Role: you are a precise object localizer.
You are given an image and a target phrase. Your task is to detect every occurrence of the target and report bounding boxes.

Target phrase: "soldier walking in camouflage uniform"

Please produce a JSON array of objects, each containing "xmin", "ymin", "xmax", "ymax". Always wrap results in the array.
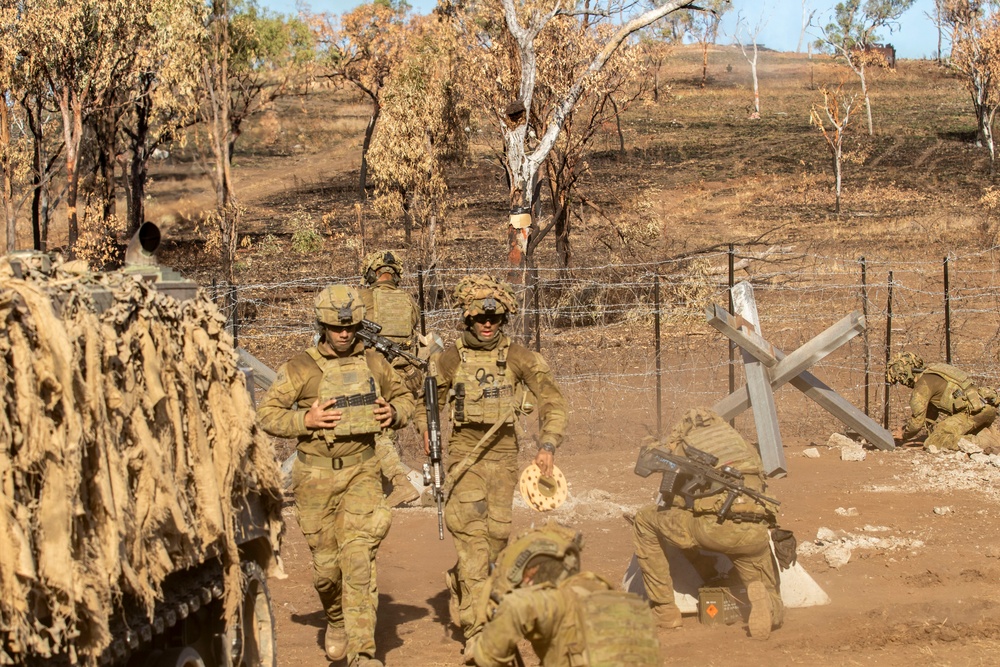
[
  {"xmin": 358, "ymin": 250, "xmax": 423, "ymax": 507},
  {"xmin": 257, "ymin": 285, "xmax": 415, "ymax": 666},
  {"xmin": 465, "ymin": 524, "xmax": 660, "ymax": 667},
  {"xmin": 631, "ymin": 408, "xmax": 783, "ymax": 640},
  {"xmin": 417, "ymin": 275, "xmax": 568, "ymax": 643},
  {"xmin": 887, "ymin": 351, "xmax": 997, "ymax": 450}
]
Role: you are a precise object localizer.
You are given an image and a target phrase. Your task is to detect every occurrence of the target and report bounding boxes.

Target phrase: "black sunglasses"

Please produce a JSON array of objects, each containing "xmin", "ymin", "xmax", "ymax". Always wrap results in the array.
[{"xmin": 472, "ymin": 313, "xmax": 503, "ymax": 324}]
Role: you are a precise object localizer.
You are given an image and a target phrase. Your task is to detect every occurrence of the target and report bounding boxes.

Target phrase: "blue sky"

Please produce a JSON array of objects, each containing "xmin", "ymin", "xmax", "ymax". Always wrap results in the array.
[{"xmin": 264, "ymin": 0, "xmax": 940, "ymax": 60}]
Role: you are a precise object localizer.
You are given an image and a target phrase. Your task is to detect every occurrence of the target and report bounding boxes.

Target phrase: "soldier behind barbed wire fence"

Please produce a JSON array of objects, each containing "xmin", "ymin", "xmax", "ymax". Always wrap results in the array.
[
  {"xmin": 256, "ymin": 284, "xmax": 415, "ymax": 667},
  {"xmin": 465, "ymin": 523, "xmax": 660, "ymax": 667},
  {"xmin": 886, "ymin": 351, "xmax": 998, "ymax": 451},
  {"xmin": 414, "ymin": 274, "xmax": 569, "ymax": 644},
  {"xmin": 359, "ymin": 249, "xmax": 423, "ymax": 507},
  {"xmin": 631, "ymin": 408, "xmax": 783, "ymax": 640}
]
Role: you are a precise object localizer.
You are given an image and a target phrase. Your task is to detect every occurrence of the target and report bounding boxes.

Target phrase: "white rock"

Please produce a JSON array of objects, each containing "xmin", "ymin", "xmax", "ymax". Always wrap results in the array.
[
  {"xmin": 933, "ymin": 506, "xmax": 953, "ymax": 515},
  {"xmin": 841, "ymin": 446, "xmax": 867, "ymax": 462},
  {"xmin": 926, "ymin": 445, "xmax": 940, "ymax": 454},
  {"xmin": 816, "ymin": 527, "xmax": 838, "ymax": 542},
  {"xmin": 970, "ymin": 453, "xmax": 991, "ymax": 464},
  {"xmin": 958, "ymin": 438, "xmax": 983, "ymax": 454},
  {"xmin": 825, "ymin": 544, "xmax": 852, "ymax": 568},
  {"xmin": 803, "ymin": 447, "xmax": 821, "ymax": 459},
  {"xmin": 834, "ymin": 507, "xmax": 859, "ymax": 517},
  {"xmin": 990, "ymin": 455, "xmax": 1000, "ymax": 467},
  {"xmin": 828, "ymin": 433, "xmax": 856, "ymax": 448}
]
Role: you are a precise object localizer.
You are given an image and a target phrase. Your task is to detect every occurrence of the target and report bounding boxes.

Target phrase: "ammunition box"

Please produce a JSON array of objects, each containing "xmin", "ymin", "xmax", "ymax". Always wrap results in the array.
[{"xmin": 698, "ymin": 587, "xmax": 742, "ymax": 626}]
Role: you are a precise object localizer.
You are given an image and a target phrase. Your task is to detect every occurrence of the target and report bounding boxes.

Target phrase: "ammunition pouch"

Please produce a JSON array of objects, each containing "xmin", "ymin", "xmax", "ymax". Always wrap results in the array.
[{"xmin": 324, "ymin": 391, "xmax": 377, "ymax": 409}]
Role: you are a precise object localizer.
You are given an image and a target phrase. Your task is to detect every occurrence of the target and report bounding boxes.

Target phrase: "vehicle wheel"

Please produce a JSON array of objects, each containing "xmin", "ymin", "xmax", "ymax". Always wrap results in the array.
[
  {"xmin": 154, "ymin": 647, "xmax": 207, "ymax": 667},
  {"xmin": 234, "ymin": 561, "xmax": 277, "ymax": 667}
]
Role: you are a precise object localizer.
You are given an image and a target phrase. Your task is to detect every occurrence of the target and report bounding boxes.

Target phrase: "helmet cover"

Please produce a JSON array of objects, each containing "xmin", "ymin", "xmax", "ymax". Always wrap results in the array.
[
  {"xmin": 362, "ymin": 250, "xmax": 404, "ymax": 285},
  {"xmin": 453, "ymin": 274, "xmax": 518, "ymax": 319},
  {"xmin": 886, "ymin": 351, "xmax": 924, "ymax": 385},
  {"xmin": 492, "ymin": 523, "xmax": 582, "ymax": 598},
  {"xmin": 315, "ymin": 285, "xmax": 365, "ymax": 326}
]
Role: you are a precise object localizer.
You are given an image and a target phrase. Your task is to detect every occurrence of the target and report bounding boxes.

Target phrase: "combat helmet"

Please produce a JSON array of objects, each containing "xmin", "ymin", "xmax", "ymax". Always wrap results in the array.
[
  {"xmin": 453, "ymin": 274, "xmax": 518, "ymax": 320},
  {"xmin": 315, "ymin": 285, "xmax": 365, "ymax": 326},
  {"xmin": 362, "ymin": 250, "xmax": 404, "ymax": 285},
  {"xmin": 491, "ymin": 523, "xmax": 582, "ymax": 598},
  {"xmin": 886, "ymin": 351, "xmax": 924, "ymax": 386}
]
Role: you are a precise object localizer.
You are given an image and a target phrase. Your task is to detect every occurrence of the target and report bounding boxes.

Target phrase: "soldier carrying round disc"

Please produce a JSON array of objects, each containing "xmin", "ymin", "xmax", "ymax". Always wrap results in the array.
[{"xmin": 415, "ymin": 274, "xmax": 569, "ymax": 645}]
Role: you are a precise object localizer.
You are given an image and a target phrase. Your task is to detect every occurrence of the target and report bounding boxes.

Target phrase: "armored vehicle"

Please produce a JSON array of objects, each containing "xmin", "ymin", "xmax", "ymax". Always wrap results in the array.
[{"xmin": 0, "ymin": 223, "xmax": 283, "ymax": 667}]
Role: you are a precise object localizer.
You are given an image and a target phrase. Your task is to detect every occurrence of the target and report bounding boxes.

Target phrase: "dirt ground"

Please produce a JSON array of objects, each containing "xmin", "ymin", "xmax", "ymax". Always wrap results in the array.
[
  {"xmin": 268, "ymin": 426, "xmax": 1000, "ymax": 666},
  {"xmin": 136, "ymin": 49, "xmax": 1000, "ymax": 665}
]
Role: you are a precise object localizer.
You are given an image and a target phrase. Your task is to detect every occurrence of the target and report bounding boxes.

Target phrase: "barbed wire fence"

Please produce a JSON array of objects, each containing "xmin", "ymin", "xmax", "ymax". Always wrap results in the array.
[{"xmin": 212, "ymin": 244, "xmax": 1000, "ymax": 450}]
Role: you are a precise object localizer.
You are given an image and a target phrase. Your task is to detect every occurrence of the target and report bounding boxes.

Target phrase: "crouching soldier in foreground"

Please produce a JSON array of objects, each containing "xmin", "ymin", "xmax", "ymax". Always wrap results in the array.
[
  {"xmin": 886, "ymin": 351, "xmax": 997, "ymax": 450},
  {"xmin": 257, "ymin": 285, "xmax": 415, "ymax": 666},
  {"xmin": 631, "ymin": 408, "xmax": 783, "ymax": 640},
  {"xmin": 465, "ymin": 524, "xmax": 661, "ymax": 667}
]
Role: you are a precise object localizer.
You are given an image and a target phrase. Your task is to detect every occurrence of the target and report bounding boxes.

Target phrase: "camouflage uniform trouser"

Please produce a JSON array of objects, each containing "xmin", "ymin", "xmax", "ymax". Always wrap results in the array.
[
  {"xmin": 444, "ymin": 454, "xmax": 519, "ymax": 639},
  {"xmin": 292, "ymin": 455, "xmax": 392, "ymax": 663},
  {"xmin": 375, "ymin": 429, "xmax": 409, "ymax": 480},
  {"xmin": 632, "ymin": 504, "xmax": 784, "ymax": 627},
  {"xmin": 926, "ymin": 406, "xmax": 997, "ymax": 450}
]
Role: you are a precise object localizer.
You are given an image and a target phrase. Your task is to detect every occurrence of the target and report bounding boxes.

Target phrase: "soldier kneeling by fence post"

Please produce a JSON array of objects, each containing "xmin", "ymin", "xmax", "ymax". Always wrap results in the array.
[{"xmin": 886, "ymin": 351, "xmax": 998, "ymax": 451}]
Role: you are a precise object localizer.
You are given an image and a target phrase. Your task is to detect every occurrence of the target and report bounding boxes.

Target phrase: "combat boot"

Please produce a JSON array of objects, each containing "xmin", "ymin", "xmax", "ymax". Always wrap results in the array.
[
  {"xmin": 325, "ymin": 624, "xmax": 347, "ymax": 661},
  {"xmin": 747, "ymin": 581, "xmax": 772, "ymax": 640},
  {"xmin": 651, "ymin": 603, "xmax": 683, "ymax": 630},
  {"xmin": 350, "ymin": 656, "xmax": 383, "ymax": 667},
  {"xmin": 386, "ymin": 473, "xmax": 420, "ymax": 507}
]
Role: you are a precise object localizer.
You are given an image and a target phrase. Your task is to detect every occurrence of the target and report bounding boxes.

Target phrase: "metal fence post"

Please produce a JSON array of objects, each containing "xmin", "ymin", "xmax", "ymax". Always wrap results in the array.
[
  {"xmin": 417, "ymin": 263, "xmax": 426, "ymax": 336},
  {"xmin": 654, "ymin": 274, "xmax": 662, "ymax": 440},
  {"xmin": 883, "ymin": 270, "xmax": 893, "ymax": 430},
  {"xmin": 943, "ymin": 255, "xmax": 951, "ymax": 364}
]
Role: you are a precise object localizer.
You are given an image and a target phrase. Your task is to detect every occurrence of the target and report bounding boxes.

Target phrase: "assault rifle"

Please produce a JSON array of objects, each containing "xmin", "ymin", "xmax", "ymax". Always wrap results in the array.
[
  {"xmin": 357, "ymin": 319, "xmax": 427, "ymax": 370},
  {"xmin": 633, "ymin": 443, "xmax": 779, "ymax": 523},
  {"xmin": 423, "ymin": 372, "xmax": 445, "ymax": 539}
]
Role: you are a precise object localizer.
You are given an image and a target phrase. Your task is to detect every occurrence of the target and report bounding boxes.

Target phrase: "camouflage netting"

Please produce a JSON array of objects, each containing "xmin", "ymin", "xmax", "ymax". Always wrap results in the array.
[{"xmin": 0, "ymin": 255, "xmax": 284, "ymax": 665}]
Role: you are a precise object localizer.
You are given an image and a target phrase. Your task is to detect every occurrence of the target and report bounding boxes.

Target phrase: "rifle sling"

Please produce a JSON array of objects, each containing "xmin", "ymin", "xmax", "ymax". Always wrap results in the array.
[{"xmin": 444, "ymin": 407, "xmax": 515, "ymax": 496}]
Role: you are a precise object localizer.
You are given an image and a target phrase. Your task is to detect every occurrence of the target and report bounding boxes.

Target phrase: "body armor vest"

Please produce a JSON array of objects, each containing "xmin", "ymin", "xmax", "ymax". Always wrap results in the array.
[
  {"xmin": 561, "ymin": 575, "xmax": 659, "ymax": 667},
  {"xmin": 922, "ymin": 363, "xmax": 985, "ymax": 413},
  {"xmin": 307, "ymin": 348, "xmax": 382, "ymax": 439},
  {"xmin": 451, "ymin": 338, "xmax": 517, "ymax": 426},
  {"xmin": 371, "ymin": 287, "xmax": 415, "ymax": 345},
  {"xmin": 678, "ymin": 420, "xmax": 770, "ymax": 516}
]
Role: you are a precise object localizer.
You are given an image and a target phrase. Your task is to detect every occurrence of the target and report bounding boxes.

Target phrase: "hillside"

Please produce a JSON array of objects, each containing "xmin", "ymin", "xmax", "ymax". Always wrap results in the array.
[{"xmin": 136, "ymin": 48, "xmax": 1000, "ymax": 664}]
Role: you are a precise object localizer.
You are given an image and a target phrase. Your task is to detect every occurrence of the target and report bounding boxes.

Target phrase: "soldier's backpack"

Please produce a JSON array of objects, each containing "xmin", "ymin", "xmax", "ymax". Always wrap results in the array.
[{"xmin": 564, "ymin": 578, "xmax": 660, "ymax": 667}]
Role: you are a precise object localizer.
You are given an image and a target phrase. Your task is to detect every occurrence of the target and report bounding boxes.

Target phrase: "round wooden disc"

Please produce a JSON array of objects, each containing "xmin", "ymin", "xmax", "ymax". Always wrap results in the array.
[{"xmin": 518, "ymin": 463, "xmax": 568, "ymax": 512}]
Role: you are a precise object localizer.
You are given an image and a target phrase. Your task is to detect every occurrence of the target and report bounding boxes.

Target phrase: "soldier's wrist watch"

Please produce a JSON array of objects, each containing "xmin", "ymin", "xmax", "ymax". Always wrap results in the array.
[{"xmin": 538, "ymin": 442, "xmax": 556, "ymax": 454}]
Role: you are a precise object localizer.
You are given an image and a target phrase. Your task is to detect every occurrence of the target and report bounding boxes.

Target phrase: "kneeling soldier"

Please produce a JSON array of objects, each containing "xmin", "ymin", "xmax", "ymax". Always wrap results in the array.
[
  {"xmin": 887, "ymin": 351, "xmax": 997, "ymax": 450},
  {"xmin": 466, "ymin": 524, "xmax": 661, "ymax": 667},
  {"xmin": 631, "ymin": 408, "xmax": 783, "ymax": 639}
]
